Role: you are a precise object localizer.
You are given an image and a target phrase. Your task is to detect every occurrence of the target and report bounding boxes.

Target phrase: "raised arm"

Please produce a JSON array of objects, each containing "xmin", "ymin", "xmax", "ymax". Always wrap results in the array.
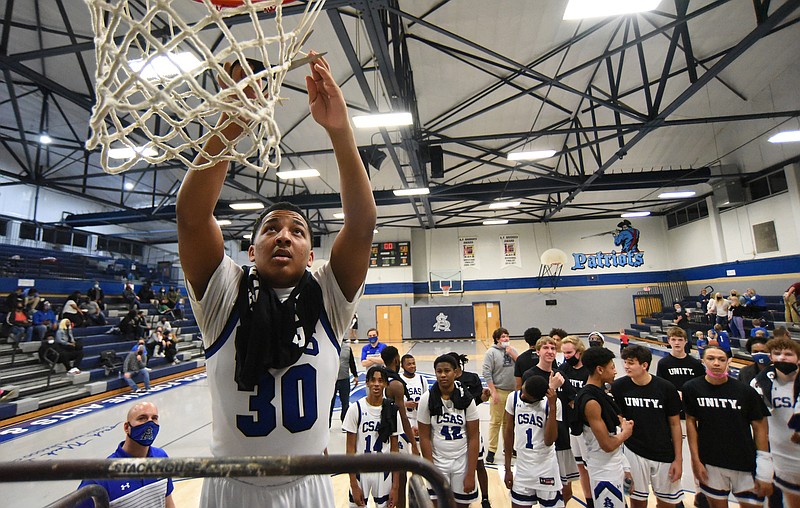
[
  {"xmin": 176, "ymin": 62, "xmax": 247, "ymax": 298},
  {"xmin": 306, "ymin": 55, "xmax": 376, "ymax": 301}
]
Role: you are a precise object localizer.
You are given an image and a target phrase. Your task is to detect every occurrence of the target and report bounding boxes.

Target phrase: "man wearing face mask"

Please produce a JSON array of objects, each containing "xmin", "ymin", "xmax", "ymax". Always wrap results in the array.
[
  {"xmin": 361, "ymin": 328, "xmax": 387, "ymax": 368},
  {"xmin": 738, "ymin": 336, "xmax": 770, "ymax": 386},
  {"xmin": 587, "ymin": 331, "xmax": 605, "ymax": 349},
  {"xmin": 750, "ymin": 337, "xmax": 800, "ymax": 508},
  {"xmin": 482, "ymin": 327, "xmax": 519, "ymax": 464},
  {"xmin": 75, "ymin": 401, "xmax": 175, "ymax": 508},
  {"xmin": 683, "ymin": 346, "xmax": 773, "ymax": 508}
]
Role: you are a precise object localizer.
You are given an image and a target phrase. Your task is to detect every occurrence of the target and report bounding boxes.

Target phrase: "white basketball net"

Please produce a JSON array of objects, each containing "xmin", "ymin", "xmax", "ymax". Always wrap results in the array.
[{"xmin": 85, "ymin": 0, "xmax": 325, "ymax": 174}]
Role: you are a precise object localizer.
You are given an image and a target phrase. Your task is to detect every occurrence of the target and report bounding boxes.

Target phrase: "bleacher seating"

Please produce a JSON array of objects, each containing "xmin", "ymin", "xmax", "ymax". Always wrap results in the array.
[
  {"xmin": 625, "ymin": 291, "xmax": 800, "ymax": 366},
  {"xmin": 0, "ymin": 300, "xmax": 201, "ymax": 421}
]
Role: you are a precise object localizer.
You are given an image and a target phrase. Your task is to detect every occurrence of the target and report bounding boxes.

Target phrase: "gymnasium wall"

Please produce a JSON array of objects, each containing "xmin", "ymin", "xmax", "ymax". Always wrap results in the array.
[{"xmin": 1, "ymin": 171, "xmax": 799, "ymax": 337}]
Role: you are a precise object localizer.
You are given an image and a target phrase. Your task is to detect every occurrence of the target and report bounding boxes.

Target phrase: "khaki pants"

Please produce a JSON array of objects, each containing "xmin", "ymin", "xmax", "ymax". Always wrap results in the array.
[
  {"xmin": 786, "ymin": 293, "xmax": 800, "ymax": 323},
  {"xmin": 488, "ymin": 388, "xmax": 512, "ymax": 454}
]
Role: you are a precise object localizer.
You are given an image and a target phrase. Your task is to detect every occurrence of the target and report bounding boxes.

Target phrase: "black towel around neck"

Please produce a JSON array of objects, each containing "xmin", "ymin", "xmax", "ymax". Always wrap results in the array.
[
  {"xmin": 234, "ymin": 265, "xmax": 323, "ymax": 391},
  {"xmin": 428, "ymin": 380, "xmax": 472, "ymax": 416}
]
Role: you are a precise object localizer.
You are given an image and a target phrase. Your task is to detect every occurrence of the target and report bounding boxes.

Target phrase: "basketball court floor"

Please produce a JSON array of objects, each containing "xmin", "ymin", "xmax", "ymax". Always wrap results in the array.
[{"xmin": 1, "ymin": 338, "xmax": 707, "ymax": 507}]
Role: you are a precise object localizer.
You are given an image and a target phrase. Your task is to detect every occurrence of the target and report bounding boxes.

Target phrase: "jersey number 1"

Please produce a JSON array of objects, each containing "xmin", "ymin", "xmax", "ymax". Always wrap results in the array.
[{"xmin": 236, "ymin": 364, "xmax": 318, "ymax": 436}]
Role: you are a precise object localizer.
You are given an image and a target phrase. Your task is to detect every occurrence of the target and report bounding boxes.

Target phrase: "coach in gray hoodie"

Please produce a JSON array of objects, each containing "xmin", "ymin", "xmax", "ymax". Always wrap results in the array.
[{"xmin": 481, "ymin": 327, "xmax": 518, "ymax": 463}]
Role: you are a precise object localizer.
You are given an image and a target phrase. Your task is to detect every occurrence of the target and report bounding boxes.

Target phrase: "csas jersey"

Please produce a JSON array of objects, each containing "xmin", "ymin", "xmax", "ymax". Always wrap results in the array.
[
  {"xmin": 403, "ymin": 372, "xmax": 429, "ymax": 426},
  {"xmin": 505, "ymin": 391, "xmax": 563, "ymax": 491},
  {"xmin": 416, "ymin": 390, "xmax": 480, "ymax": 470},
  {"xmin": 342, "ymin": 399, "xmax": 399, "ymax": 453},
  {"xmin": 188, "ymin": 256, "xmax": 360, "ymax": 486}
]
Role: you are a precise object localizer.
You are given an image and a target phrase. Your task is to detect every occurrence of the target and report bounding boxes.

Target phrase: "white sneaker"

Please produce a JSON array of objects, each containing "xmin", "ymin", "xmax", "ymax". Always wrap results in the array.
[{"xmin": 68, "ymin": 367, "xmax": 80, "ymax": 374}]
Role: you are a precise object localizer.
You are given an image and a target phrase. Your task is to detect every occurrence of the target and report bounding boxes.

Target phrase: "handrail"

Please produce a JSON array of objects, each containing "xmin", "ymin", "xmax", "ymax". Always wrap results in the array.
[
  {"xmin": 0, "ymin": 454, "xmax": 456, "ymax": 507},
  {"xmin": 46, "ymin": 485, "xmax": 109, "ymax": 508}
]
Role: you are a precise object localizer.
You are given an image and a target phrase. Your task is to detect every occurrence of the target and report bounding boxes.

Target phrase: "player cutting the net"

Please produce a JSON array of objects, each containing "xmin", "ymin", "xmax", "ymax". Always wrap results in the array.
[{"xmin": 176, "ymin": 51, "xmax": 377, "ymax": 506}]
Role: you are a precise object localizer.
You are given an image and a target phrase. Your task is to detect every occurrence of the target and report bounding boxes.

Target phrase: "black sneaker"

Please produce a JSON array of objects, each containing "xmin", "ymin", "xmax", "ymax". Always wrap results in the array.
[
  {"xmin": 481, "ymin": 499, "xmax": 491, "ymax": 508},
  {"xmin": 485, "ymin": 451, "xmax": 495, "ymax": 464}
]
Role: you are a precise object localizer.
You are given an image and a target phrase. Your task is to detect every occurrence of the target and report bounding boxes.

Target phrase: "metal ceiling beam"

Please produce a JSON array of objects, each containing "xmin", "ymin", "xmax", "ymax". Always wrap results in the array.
[
  {"xmin": 62, "ymin": 168, "xmax": 712, "ymax": 227},
  {"xmin": 349, "ymin": 2, "xmax": 435, "ymax": 227},
  {"xmin": 543, "ymin": 0, "xmax": 800, "ymax": 220}
]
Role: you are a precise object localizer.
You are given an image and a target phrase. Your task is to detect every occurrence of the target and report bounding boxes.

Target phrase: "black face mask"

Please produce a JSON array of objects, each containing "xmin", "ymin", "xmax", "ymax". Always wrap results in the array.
[
  {"xmin": 774, "ymin": 362, "xmax": 799, "ymax": 375},
  {"xmin": 589, "ymin": 341, "xmax": 603, "ymax": 348},
  {"xmin": 564, "ymin": 355, "xmax": 580, "ymax": 367}
]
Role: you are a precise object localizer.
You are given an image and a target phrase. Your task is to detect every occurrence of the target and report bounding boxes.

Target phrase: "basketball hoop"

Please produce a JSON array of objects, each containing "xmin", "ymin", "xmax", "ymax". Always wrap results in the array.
[
  {"xmin": 85, "ymin": 0, "xmax": 326, "ymax": 174},
  {"xmin": 441, "ymin": 285, "xmax": 451, "ymax": 297}
]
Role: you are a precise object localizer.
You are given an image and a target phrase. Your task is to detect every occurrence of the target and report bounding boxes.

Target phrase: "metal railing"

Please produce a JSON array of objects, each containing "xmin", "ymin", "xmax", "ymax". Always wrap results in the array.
[{"xmin": 0, "ymin": 454, "xmax": 455, "ymax": 508}]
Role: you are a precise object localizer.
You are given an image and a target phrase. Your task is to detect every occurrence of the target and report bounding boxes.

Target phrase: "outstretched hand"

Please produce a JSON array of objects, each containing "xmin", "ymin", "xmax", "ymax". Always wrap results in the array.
[{"xmin": 305, "ymin": 51, "xmax": 350, "ymax": 133}]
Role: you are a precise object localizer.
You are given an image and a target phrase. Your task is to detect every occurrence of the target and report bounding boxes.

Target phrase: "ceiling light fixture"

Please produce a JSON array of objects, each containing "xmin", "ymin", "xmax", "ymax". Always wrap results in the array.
[
  {"xmin": 276, "ymin": 169, "xmax": 320, "ymax": 179},
  {"xmin": 393, "ymin": 187, "xmax": 430, "ymax": 197},
  {"xmin": 658, "ymin": 191, "xmax": 696, "ymax": 199},
  {"xmin": 483, "ymin": 219, "xmax": 509, "ymax": 225},
  {"xmin": 767, "ymin": 130, "xmax": 800, "ymax": 143},
  {"xmin": 129, "ymin": 52, "xmax": 203, "ymax": 81},
  {"xmin": 108, "ymin": 146, "xmax": 157, "ymax": 160},
  {"xmin": 352, "ymin": 112, "xmax": 413, "ymax": 129},
  {"xmin": 215, "ymin": 219, "xmax": 231, "ymax": 226},
  {"xmin": 123, "ymin": 182, "xmax": 135, "ymax": 191},
  {"xmin": 489, "ymin": 201, "xmax": 521, "ymax": 209},
  {"xmin": 333, "ymin": 212, "xmax": 345, "ymax": 219},
  {"xmin": 39, "ymin": 133, "xmax": 53, "ymax": 144},
  {"xmin": 229, "ymin": 202, "xmax": 264, "ymax": 211},
  {"xmin": 563, "ymin": 0, "xmax": 661, "ymax": 20},
  {"xmin": 243, "ymin": 233, "xmax": 252, "ymax": 240},
  {"xmin": 621, "ymin": 211, "xmax": 651, "ymax": 218},
  {"xmin": 507, "ymin": 149, "xmax": 557, "ymax": 161}
]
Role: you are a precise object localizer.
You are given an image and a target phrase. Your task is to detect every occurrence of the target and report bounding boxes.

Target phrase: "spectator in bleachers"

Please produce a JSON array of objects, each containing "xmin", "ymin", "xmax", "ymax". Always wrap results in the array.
[
  {"xmin": 122, "ymin": 283, "xmax": 140, "ymax": 310},
  {"xmin": 87, "ymin": 281, "xmax": 105, "ymax": 311},
  {"xmin": 54, "ymin": 319, "xmax": 83, "ymax": 374},
  {"xmin": 166, "ymin": 286, "xmax": 180, "ymax": 309},
  {"xmin": 673, "ymin": 302, "xmax": 689, "ymax": 333},
  {"xmin": 157, "ymin": 299, "xmax": 174, "ymax": 320},
  {"xmin": 119, "ymin": 309, "xmax": 138, "ymax": 341},
  {"xmin": 4, "ymin": 287, "xmax": 24, "ymax": 312},
  {"xmin": 163, "ymin": 335, "xmax": 179, "ymax": 365},
  {"xmin": 157, "ymin": 315, "xmax": 173, "ymax": 336},
  {"xmin": 146, "ymin": 327, "xmax": 165, "ymax": 361},
  {"xmin": 123, "ymin": 344, "xmax": 150, "ymax": 393},
  {"xmin": 784, "ymin": 281, "xmax": 800, "ymax": 323},
  {"xmin": 742, "ymin": 288, "xmax": 767, "ymax": 318},
  {"xmin": 82, "ymin": 296, "xmax": 107, "ymax": 326},
  {"xmin": 137, "ymin": 281, "xmax": 157, "ymax": 305},
  {"xmin": 6, "ymin": 299, "xmax": 32, "ymax": 343},
  {"xmin": 37, "ymin": 330, "xmax": 59, "ymax": 365},
  {"xmin": 706, "ymin": 292, "xmax": 730, "ymax": 328},
  {"xmin": 61, "ymin": 291, "xmax": 86, "ymax": 328},
  {"xmin": 738, "ymin": 336, "xmax": 769, "ymax": 386},
  {"xmin": 729, "ymin": 289, "xmax": 746, "ymax": 305},
  {"xmin": 173, "ymin": 298, "xmax": 185, "ymax": 320},
  {"xmin": 23, "ymin": 286, "xmax": 40, "ymax": 311},
  {"xmin": 135, "ymin": 310, "xmax": 151, "ymax": 339},
  {"xmin": 729, "ymin": 297, "xmax": 746, "ymax": 338},
  {"xmin": 30, "ymin": 301, "xmax": 57, "ymax": 341},
  {"xmin": 750, "ymin": 319, "xmax": 769, "ymax": 337}
]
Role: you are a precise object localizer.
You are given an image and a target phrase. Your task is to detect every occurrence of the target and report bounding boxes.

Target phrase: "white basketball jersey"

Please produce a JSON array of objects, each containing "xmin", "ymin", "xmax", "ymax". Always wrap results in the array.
[
  {"xmin": 188, "ymin": 256, "xmax": 360, "ymax": 486},
  {"xmin": 403, "ymin": 372, "xmax": 428, "ymax": 426},
  {"xmin": 342, "ymin": 399, "xmax": 399, "ymax": 454},
  {"xmin": 505, "ymin": 391, "xmax": 562, "ymax": 490},
  {"xmin": 416, "ymin": 391, "xmax": 479, "ymax": 470}
]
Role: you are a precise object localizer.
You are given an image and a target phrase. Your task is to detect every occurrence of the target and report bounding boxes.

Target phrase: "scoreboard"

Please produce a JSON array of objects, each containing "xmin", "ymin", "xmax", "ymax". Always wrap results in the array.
[{"xmin": 370, "ymin": 241, "xmax": 411, "ymax": 267}]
